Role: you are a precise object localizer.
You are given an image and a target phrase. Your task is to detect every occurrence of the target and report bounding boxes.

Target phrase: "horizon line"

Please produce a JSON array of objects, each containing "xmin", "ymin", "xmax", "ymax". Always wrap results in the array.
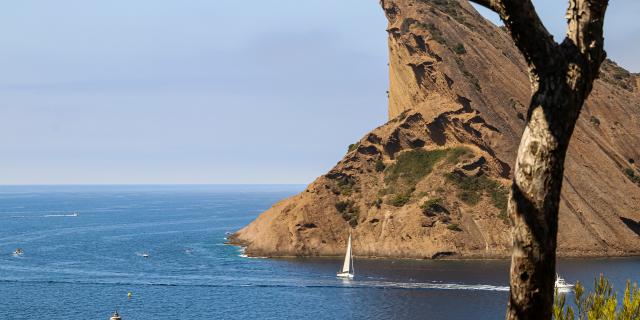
[{"xmin": 0, "ymin": 183, "xmax": 308, "ymax": 187}]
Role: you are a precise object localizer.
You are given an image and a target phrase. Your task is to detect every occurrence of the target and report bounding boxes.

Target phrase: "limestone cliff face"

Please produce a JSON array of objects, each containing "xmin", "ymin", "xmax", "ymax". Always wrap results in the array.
[{"xmin": 230, "ymin": 0, "xmax": 640, "ymax": 259}]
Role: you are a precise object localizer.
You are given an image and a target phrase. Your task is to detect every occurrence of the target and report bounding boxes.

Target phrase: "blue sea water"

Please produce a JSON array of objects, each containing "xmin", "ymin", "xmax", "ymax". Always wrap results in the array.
[{"xmin": 0, "ymin": 185, "xmax": 639, "ymax": 320}]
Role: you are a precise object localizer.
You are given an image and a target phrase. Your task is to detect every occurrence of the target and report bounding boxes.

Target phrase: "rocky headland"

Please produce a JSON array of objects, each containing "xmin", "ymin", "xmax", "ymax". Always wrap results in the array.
[{"xmin": 229, "ymin": 0, "xmax": 640, "ymax": 259}]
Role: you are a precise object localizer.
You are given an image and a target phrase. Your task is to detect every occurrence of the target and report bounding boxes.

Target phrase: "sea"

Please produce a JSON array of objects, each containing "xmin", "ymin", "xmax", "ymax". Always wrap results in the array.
[{"xmin": 1, "ymin": 185, "xmax": 639, "ymax": 320}]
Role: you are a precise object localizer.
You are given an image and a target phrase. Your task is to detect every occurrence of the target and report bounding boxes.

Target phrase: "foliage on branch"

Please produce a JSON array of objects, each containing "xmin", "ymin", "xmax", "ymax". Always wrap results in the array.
[{"xmin": 553, "ymin": 275, "xmax": 640, "ymax": 320}]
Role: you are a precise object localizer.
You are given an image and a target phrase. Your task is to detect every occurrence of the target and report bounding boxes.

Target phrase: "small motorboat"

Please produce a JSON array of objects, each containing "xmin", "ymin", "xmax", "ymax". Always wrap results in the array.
[
  {"xmin": 336, "ymin": 231, "xmax": 354, "ymax": 279},
  {"xmin": 71, "ymin": 212, "xmax": 79, "ymax": 217},
  {"xmin": 142, "ymin": 252, "xmax": 150, "ymax": 258},
  {"xmin": 13, "ymin": 248, "xmax": 24, "ymax": 256},
  {"xmin": 555, "ymin": 274, "xmax": 574, "ymax": 292}
]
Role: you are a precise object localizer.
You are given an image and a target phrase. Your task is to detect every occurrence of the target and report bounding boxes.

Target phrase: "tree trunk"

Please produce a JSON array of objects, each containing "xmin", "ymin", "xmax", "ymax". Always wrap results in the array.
[
  {"xmin": 506, "ymin": 72, "xmax": 582, "ymax": 320},
  {"xmin": 466, "ymin": 1, "xmax": 609, "ymax": 318}
]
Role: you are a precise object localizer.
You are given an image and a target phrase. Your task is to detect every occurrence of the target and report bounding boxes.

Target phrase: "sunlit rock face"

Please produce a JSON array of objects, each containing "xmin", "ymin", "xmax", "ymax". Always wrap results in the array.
[{"xmin": 230, "ymin": 0, "xmax": 640, "ymax": 259}]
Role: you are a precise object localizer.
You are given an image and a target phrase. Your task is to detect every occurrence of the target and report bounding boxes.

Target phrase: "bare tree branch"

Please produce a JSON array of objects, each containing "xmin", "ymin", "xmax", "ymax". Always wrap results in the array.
[
  {"xmin": 467, "ymin": 0, "xmax": 495, "ymax": 11},
  {"xmin": 563, "ymin": 0, "xmax": 609, "ymax": 85},
  {"xmin": 469, "ymin": 0, "xmax": 558, "ymax": 76}
]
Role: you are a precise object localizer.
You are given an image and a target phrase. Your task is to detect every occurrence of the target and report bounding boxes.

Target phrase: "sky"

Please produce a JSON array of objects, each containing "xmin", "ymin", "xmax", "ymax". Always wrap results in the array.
[{"xmin": 0, "ymin": 0, "xmax": 638, "ymax": 185}]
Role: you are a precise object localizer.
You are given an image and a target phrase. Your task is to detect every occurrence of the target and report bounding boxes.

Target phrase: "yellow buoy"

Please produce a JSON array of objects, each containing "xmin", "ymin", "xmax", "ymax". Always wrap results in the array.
[{"xmin": 127, "ymin": 292, "xmax": 132, "ymax": 299}]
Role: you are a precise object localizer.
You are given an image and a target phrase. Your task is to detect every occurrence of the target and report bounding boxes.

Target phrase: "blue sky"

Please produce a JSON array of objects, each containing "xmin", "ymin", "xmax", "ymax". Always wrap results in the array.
[{"xmin": 0, "ymin": 1, "xmax": 637, "ymax": 184}]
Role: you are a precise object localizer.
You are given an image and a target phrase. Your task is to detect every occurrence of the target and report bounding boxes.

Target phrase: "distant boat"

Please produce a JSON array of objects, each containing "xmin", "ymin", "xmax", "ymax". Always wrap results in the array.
[
  {"xmin": 555, "ymin": 274, "xmax": 573, "ymax": 292},
  {"xmin": 13, "ymin": 248, "xmax": 24, "ymax": 256},
  {"xmin": 71, "ymin": 212, "xmax": 79, "ymax": 217},
  {"xmin": 110, "ymin": 310, "xmax": 122, "ymax": 320},
  {"xmin": 337, "ymin": 231, "xmax": 354, "ymax": 279},
  {"xmin": 142, "ymin": 252, "xmax": 150, "ymax": 258}
]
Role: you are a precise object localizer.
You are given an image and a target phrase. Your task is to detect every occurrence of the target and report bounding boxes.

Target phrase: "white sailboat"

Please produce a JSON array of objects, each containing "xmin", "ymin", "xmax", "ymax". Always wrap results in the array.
[{"xmin": 337, "ymin": 231, "xmax": 354, "ymax": 279}]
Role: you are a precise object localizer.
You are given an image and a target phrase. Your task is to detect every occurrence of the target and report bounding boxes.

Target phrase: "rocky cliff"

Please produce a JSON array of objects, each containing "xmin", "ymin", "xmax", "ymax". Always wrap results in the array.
[{"xmin": 229, "ymin": 0, "xmax": 640, "ymax": 259}]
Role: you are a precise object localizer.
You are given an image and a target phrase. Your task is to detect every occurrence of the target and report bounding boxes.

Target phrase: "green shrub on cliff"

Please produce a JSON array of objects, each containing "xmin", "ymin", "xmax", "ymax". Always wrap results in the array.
[
  {"xmin": 453, "ymin": 43, "xmax": 466, "ymax": 54},
  {"xmin": 490, "ymin": 186, "xmax": 509, "ymax": 223},
  {"xmin": 446, "ymin": 172, "xmax": 508, "ymax": 221},
  {"xmin": 375, "ymin": 158, "xmax": 386, "ymax": 172},
  {"xmin": 385, "ymin": 149, "xmax": 450, "ymax": 188},
  {"xmin": 335, "ymin": 200, "xmax": 359, "ymax": 227},
  {"xmin": 420, "ymin": 197, "xmax": 448, "ymax": 216},
  {"xmin": 446, "ymin": 172, "xmax": 485, "ymax": 205},
  {"xmin": 335, "ymin": 200, "xmax": 352, "ymax": 214},
  {"xmin": 388, "ymin": 193, "xmax": 412, "ymax": 207},
  {"xmin": 383, "ymin": 148, "xmax": 470, "ymax": 202},
  {"xmin": 624, "ymin": 168, "xmax": 640, "ymax": 185},
  {"xmin": 332, "ymin": 176, "xmax": 357, "ymax": 196},
  {"xmin": 445, "ymin": 147, "xmax": 470, "ymax": 164},
  {"xmin": 446, "ymin": 223, "xmax": 462, "ymax": 232},
  {"xmin": 553, "ymin": 275, "xmax": 640, "ymax": 320},
  {"xmin": 415, "ymin": 22, "xmax": 446, "ymax": 44}
]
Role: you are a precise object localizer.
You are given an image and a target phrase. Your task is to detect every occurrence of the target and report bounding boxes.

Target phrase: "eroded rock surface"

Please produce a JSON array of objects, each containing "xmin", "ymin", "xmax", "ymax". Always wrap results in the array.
[{"xmin": 230, "ymin": 0, "xmax": 640, "ymax": 259}]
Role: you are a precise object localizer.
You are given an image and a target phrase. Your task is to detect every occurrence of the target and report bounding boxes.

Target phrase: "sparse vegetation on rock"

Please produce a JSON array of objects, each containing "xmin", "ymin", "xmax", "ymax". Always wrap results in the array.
[
  {"xmin": 335, "ymin": 200, "xmax": 359, "ymax": 227},
  {"xmin": 445, "ymin": 147, "xmax": 470, "ymax": 164},
  {"xmin": 446, "ymin": 171, "xmax": 508, "ymax": 221},
  {"xmin": 415, "ymin": 22, "xmax": 446, "ymax": 44},
  {"xmin": 553, "ymin": 275, "xmax": 640, "ymax": 320},
  {"xmin": 375, "ymin": 158, "xmax": 386, "ymax": 172},
  {"xmin": 388, "ymin": 192, "xmax": 412, "ymax": 207},
  {"xmin": 624, "ymin": 168, "xmax": 640, "ymax": 185},
  {"xmin": 384, "ymin": 149, "xmax": 452, "ymax": 191},
  {"xmin": 453, "ymin": 43, "xmax": 466, "ymax": 54},
  {"xmin": 331, "ymin": 176, "xmax": 357, "ymax": 196},
  {"xmin": 455, "ymin": 56, "xmax": 481, "ymax": 91},
  {"xmin": 490, "ymin": 186, "xmax": 509, "ymax": 223},
  {"xmin": 420, "ymin": 197, "xmax": 448, "ymax": 216}
]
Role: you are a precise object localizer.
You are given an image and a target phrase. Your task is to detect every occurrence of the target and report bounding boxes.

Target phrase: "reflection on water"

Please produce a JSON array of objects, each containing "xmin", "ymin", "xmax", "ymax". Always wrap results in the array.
[{"xmin": 0, "ymin": 185, "xmax": 638, "ymax": 320}]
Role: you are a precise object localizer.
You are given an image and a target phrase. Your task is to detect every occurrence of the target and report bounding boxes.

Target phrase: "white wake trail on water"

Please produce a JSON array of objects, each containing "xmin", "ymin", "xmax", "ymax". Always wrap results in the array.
[
  {"xmin": 43, "ymin": 214, "xmax": 79, "ymax": 217},
  {"xmin": 340, "ymin": 280, "xmax": 509, "ymax": 292},
  {"xmin": 0, "ymin": 276, "xmax": 510, "ymax": 292}
]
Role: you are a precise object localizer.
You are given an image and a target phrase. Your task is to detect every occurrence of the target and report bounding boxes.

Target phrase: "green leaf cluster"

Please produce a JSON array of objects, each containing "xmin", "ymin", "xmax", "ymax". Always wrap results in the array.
[{"xmin": 554, "ymin": 275, "xmax": 640, "ymax": 320}]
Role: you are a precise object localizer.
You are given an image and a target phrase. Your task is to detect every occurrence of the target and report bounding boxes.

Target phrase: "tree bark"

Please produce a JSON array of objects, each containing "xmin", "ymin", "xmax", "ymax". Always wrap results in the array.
[{"xmin": 468, "ymin": 0, "xmax": 609, "ymax": 319}]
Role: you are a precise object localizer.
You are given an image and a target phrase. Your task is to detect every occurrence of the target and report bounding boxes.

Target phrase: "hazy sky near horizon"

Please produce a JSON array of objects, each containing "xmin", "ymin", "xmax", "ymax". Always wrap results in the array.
[{"xmin": 1, "ymin": 1, "xmax": 638, "ymax": 184}]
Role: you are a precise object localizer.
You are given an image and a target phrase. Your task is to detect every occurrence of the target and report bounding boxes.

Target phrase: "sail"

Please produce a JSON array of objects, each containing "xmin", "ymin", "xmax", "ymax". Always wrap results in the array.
[{"xmin": 341, "ymin": 233, "xmax": 352, "ymax": 273}]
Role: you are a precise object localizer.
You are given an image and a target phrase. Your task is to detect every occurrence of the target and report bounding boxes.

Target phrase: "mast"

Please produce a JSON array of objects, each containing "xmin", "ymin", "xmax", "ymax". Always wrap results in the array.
[{"xmin": 350, "ymin": 231, "xmax": 354, "ymax": 274}]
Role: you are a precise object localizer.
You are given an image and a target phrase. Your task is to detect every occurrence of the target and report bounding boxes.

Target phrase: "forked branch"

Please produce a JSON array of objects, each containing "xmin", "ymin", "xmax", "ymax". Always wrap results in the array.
[
  {"xmin": 469, "ymin": 0, "xmax": 559, "ymax": 76},
  {"xmin": 563, "ymin": 0, "xmax": 609, "ymax": 83}
]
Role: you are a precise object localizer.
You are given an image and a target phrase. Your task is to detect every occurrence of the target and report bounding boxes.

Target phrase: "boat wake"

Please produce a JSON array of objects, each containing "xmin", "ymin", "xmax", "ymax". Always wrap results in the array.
[
  {"xmin": 0, "ymin": 277, "xmax": 509, "ymax": 292},
  {"xmin": 7, "ymin": 213, "xmax": 79, "ymax": 218},
  {"xmin": 347, "ymin": 280, "xmax": 509, "ymax": 292},
  {"xmin": 43, "ymin": 214, "xmax": 79, "ymax": 218}
]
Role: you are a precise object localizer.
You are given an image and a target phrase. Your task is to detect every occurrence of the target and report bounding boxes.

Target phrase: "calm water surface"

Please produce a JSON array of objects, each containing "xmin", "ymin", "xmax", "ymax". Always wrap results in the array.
[{"xmin": 0, "ymin": 185, "xmax": 638, "ymax": 320}]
